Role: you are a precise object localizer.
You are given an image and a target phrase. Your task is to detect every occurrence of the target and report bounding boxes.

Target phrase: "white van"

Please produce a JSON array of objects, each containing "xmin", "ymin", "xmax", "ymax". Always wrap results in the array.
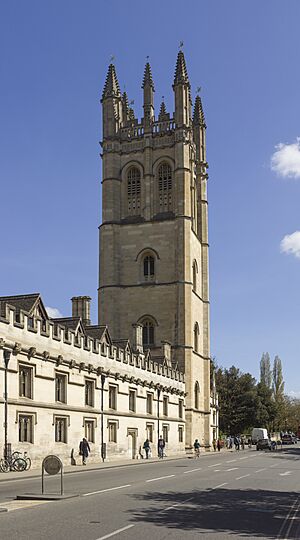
[{"xmin": 251, "ymin": 428, "xmax": 268, "ymax": 443}]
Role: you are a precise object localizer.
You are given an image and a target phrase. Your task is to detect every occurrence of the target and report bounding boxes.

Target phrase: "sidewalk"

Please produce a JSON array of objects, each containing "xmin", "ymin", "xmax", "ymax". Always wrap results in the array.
[{"xmin": 0, "ymin": 448, "xmax": 252, "ymax": 483}]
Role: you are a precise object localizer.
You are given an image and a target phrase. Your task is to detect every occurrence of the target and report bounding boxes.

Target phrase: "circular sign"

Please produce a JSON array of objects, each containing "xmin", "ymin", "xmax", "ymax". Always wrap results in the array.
[{"xmin": 43, "ymin": 455, "xmax": 62, "ymax": 476}]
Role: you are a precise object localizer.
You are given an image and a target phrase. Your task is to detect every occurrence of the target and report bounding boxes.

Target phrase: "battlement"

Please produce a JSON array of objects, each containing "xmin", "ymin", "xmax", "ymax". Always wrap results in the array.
[{"xmin": 0, "ymin": 302, "xmax": 185, "ymax": 389}]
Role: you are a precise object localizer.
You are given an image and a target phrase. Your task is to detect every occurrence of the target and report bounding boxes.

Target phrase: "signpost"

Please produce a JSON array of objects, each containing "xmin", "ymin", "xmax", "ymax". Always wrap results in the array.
[{"xmin": 42, "ymin": 455, "xmax": 63, "ymax": 495}]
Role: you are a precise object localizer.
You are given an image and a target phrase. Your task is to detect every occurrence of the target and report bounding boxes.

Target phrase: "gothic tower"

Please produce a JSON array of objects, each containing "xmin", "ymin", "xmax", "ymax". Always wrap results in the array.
[{"xmin": 98, "ymin": 52, "xmax": 211, "ymax": 447}]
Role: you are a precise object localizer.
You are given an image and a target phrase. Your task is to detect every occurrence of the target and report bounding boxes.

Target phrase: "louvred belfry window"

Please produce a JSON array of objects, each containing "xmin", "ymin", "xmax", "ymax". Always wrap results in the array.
[
  {"xmin": 158, "ymin": 163, "xmax": 172, "ymax": 211},
  {"xmin": 127, "ymin": 167, "xmax": 141, "ymax": 215}
]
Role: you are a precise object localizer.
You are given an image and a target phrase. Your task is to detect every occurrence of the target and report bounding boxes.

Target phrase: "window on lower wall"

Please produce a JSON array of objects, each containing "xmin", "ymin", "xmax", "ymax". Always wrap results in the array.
[
  {"xmin": 108, "ymin": 422, "xmax": 118, "ymax": 443},
  {"xmin": 178, "ymin": 399, "xmax": 184, "ymax": 419},
  {"xmin": 146, "ymin": 423, "xmax": 154, "ymax": 443},
  {"xmin": 19, "ymin": 365, "xmax": 33, "ymax": 399},
  {"xmin": 162, "ymin": 424, "xmax": 169, "ymax": 443},
  {"xmin": 108, "ymin": 385, "xmax": 117, "ymax": 410},
  {"xmin": 18, "ymin": 415, "xmax": 34, "ymax": 443},
  {"xmin": 55, "ymin": 373, "xmax": 67, "ymax": 403},
  {"xmin": 84, "ymin": 419, "xmax": 95, "ymax": 443},
  {"xmin": 54, "ymin": 417, "xmax": 68, "ymax": 443},
  {"xmin": 129, "ymin": 389, "xmax": 136, "ymax": 412},
  {"xmin": 146, "ymin": 393, "xmax": 153, "ymax": 415},
  {"xmin": 178, "ymin": 425, "xmax": 184, "ymax": 443},
  {"xmin": 163, "ymin": 396, "xmax": 169, "ymax": 416},
  {"xmin": 85, "ymin": 379, "xmax": 95, "ymax": 407}
]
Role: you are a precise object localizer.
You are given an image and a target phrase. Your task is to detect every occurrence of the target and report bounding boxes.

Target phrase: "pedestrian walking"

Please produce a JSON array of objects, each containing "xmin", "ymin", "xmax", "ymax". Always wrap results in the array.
[
  {"xmin": 234, "ymin": 436, "xmax": 240, "ymax": 451},
  {"xmin": 79, "ymin": 437, "xmax": 90, "ymax": 465},
  {"xmin": 217, "ymin": 439, "xmax": 221, "ymax": 452},
  {"xmin": 193, "ymin": 439, "xmax": 201, "ymax": 458},
  {"xmin": 158, "ymin": 435, "xmax": 165, "ymax": 459},
  {"xmin": 212, "ymin": 438, "xmax": 217, "ymax": 451},
  {"xmin": 143, "ymin": 439, "xmax": 151, "ymax": 459}
]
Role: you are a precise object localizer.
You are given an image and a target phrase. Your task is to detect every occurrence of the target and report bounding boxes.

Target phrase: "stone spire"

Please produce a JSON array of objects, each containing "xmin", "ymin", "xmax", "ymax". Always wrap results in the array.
[
  {"xmin": 142, "ymin": 62, "xmax": 155, "ymax": 90},
  {"xmin": 122, "ymin": 91, "xmax": 129, "ymax": 124},
  {"xmin": 101, "ymin": 63, "xmax": 122, "ymax": 138},
  {"xmin": 102, "ymin": 63, "xmax": 121, "ymax": 100},
  {"xmin": 142, "ymin": 61, "xmax": 155, "ymax": 128},
  {"xmin": 193, "ymin": 95, "xmax": 206, "ymax": 128},
  {"xmin": 158, "ymin": 100, "xmax": 169, "ymax": 121},
  {"xmin": 173, "ymin": 51, "xmax": 192, "ymax": 127},
  {"xmin": 173, "ymin": 51, "xmax": 190, "ymax": 86}
]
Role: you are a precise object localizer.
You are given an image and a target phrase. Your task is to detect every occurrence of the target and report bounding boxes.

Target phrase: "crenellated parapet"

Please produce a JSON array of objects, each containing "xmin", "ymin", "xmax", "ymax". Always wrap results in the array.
[{"xmin": 0, "ymin": 303, "xmax": 185, "ymax": 391}]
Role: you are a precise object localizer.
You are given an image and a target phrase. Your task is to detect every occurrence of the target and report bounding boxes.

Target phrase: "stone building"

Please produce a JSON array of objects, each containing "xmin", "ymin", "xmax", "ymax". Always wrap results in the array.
[
  {"xmin": 99, "ymin": 51, "xmax": 211, "ymax": 447},
  {"xmin": 0, "ymin": 51, "xmax": 217, "ymax": 466},
  {"xmin": 0, "ymin": 294, "xmax": 185, "ymax": 466}
]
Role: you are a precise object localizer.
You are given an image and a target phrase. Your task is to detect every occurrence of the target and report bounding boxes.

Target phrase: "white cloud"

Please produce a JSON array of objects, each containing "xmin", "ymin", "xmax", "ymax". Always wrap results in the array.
[
  {"xmin": 46, "ymin": 306, "xmax": 63, "ymax": 318},
  {"xmin": 287, "ymin": 390, "xmax": 300, "ymax": 399},
  {"xmin": 271, "ymin": 138, "xmax": 300, "ymax": 178},
  {"xmin": 280, "ymin": 231, "xmax": 300, "ymax": 259}
]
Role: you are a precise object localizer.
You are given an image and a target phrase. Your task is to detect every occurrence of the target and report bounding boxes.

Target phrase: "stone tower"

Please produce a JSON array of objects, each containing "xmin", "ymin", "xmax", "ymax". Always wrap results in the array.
[{"xmin": 98, "ymin": 52, "xmax": 211, "ymax": 447}]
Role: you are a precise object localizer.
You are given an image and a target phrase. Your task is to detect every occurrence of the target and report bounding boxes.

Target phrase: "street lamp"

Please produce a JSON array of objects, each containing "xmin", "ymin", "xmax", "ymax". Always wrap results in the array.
[
  {"xmin": 157, "ymin": 386, "xmax": 161, "ymax": 457},
  {"xmin": 100, "ymin": 374, "xmax": 106, "ymax": 462},
  {"xmin": 3, "ymin": 349, "xmax": 11, "ymax": 461}
]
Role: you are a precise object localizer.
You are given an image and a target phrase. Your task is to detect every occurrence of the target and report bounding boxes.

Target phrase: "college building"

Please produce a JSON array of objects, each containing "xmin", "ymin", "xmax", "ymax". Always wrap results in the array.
[{"xmin": 0, "ymin": 50, "xmax": 218, "ymax": 467}]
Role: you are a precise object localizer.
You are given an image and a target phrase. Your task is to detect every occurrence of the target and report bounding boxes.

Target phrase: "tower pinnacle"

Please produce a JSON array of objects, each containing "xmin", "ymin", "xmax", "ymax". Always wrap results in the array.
[
  {"xmin": 142, "ymin": 61, "xmax": 155, "ymax": 128},
  {"xmin": 173, "ymin": 51, "xmax": 190, "ymax": 86},
  {"xmin": 193, "ymin": 95, "xmax": 206, "ymax": 128},
  {"xmin": 102, "ymin": 63, "xmax": 121, "ymax": 100},
  {"xmin": 142, "ymin": 62, "xmax": 155, "ymax": 90}
]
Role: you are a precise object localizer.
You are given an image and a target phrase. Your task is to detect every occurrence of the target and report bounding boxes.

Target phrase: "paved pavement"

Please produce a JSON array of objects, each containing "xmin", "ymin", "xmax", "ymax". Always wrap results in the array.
[{"xmin": 0, "ymin": 445, "xmax": 300, "ymax": 539}]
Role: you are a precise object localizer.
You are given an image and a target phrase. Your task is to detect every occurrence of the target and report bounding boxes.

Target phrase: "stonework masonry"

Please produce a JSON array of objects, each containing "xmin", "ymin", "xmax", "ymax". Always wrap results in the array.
[{"xmin": 0, "ymin": 51, "xmax": 218, "ymax": 468}]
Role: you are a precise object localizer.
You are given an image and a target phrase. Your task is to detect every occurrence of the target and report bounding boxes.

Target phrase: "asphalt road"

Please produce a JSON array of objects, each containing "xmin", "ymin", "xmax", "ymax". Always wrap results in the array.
[{"xmin": 1, "ymin": 446, "xmax": 300, "ymax": 540}]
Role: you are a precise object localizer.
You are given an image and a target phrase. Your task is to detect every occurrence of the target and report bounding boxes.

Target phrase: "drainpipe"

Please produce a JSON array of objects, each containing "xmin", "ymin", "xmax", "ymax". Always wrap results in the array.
[
  {"xmin": 3, "ymin": 350, "xmax": 11, "ymax": 461},
  {"xmin": 100, "ymin": 374, "xmax": 106, "ymax": 462},
  {"xmin": 157, "ymin": 386, "xmax": 161, "ymax": 457}
]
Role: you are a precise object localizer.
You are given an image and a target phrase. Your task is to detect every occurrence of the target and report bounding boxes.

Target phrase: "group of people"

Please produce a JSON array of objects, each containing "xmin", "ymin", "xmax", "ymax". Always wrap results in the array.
[
  {"xmin": 226, "ymin": 435, "xmax": 246, "ymax": 451},
  {"xmin": 78, "ymin": 436, "xmax": 167, "ymax": 465}
]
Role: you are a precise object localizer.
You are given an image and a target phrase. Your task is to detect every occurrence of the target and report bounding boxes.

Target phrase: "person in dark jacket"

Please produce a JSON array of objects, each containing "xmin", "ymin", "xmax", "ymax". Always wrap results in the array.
[
  {"xmin": 158, "ymin": 436, "xmax": 165, "ymax": 458},
  {"xmin": 79, "ymin": 437, "xmax": 91, "ymax": 465},
  {"xmin": 143, "ymin": 439, "xmax": 151, "ymax": 459}
]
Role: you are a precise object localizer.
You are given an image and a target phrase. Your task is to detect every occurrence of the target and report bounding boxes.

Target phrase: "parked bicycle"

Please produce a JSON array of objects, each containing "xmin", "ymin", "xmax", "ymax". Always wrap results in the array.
[
  {"xmin": 11, "ymin": 451, "xmax": 31, "ymax": 470},
  {"xmin": 0, "ymin": 450, "xmax": 31, "ymax": 473}
]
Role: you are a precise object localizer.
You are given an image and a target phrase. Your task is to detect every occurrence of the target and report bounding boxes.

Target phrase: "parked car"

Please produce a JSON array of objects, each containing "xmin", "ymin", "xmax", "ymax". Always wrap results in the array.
[
  {"xmin": 282, "ymin": 434, "xmax": 297, "ymax": 444},
  {"xmin": 256, "ymin": 438, "xmax": 271, "ymax": 451}
]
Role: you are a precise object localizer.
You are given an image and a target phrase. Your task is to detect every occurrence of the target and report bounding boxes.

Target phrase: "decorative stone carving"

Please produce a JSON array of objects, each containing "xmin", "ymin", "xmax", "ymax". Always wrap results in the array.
[
  {"xmin": 79, "ymin": 362, "xmax": 85, "ymax": 371},
  {"xmin": 43, "ymin": 350, "xmax": 50, "ymax": 361},
  {"xmin": 13, "ymin": 342, "xmax": 22, "ymax": 355},
  {"xmin": 56, "ymin": 355, "xmax": 63, "ymax": 366},
  {"xmin": 0, "ymin": 338, "xmax": 5, "ymax": 349},
  {"xmin": 28, "ymin": 347, "xmax": 36, "ymax": 359},
  {"xmin": 69, "ymin": 359, "xmax": 76, "ymax": 369}
]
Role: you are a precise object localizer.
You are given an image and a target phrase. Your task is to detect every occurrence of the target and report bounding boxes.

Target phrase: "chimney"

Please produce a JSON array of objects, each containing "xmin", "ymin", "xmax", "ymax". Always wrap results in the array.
[
  {"xmin": 132, "ymin": 323, "xmax": 143, "ymax": 353},
  {"xmin": 71, "ymin": 296, "xmax": 91, "ymax": 326}
]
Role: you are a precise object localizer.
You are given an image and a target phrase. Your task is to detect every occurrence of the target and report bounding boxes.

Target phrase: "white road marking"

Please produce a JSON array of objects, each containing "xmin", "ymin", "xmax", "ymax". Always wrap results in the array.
[
  {"xmin": 255, "ymin": 468, "xmax": 266, "ymax": 473},
  {"xmin": 236, "ymin": 474, "xmax": 250, "ymax": 480},
  {"xmin": 0, "ymin": 500, "xmax": 50, "ymax": 512},
  {"xmin": 96, "ymin": 524, "xmax": 135, "ymax": 540},
  {"xmin": 279, "ymin": 471, "xmax": 291, "ymax": 476},
  {"xmin": 270, "ymin": 463, "xmax": 278, "ymax": 468},
  {"xmin": 83, "ymin": 484, "xmax": 131, "ymax": 496},
  {"xmin": 239, "ymin": 457, "xmax": 248, "ymax": 460},
  {"xmin": 212, "ymin": 483, "xmax": 228, "ymax": 489},
  {"xmin": 146, "ymin": 474, "xmax": 175, "ymax": 483},
  {"xmin": 226, "ymin": 459, "xmax": 236, "ymax": 463},
  {"xmin": 276, "ymin": 495, "xmax": 299, "ymax": 539},
  {"xmin": 226, "ymin": 467, "xmax": 238, "ymax": 472},
  {"xmin": 208, "ymin": 463, "xmax": 221, "ymax": 467},
  {"xmin": 160, "ymin": 497, "xmax": 193, "ymax": 513},
  {"xmin": 183, "ymin": 468, "xmax": 202, "ymax": 474},
  {"xmin": 214, "ymin": 469, "xmax": 221, "ymax": 472}
]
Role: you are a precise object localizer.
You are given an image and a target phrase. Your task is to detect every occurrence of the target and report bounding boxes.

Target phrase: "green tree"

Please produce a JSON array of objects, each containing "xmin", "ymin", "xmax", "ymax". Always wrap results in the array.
[
  {"xmin": 260, "ymin": 352, "xmax": 272, "ymax": 388},
  {"xmin": 215, "ymin": 366, "xmax": 257, "ymax": 434},
  {"xmin": 255, "ymin": 382, "xmax": 277, "ymax": 431},
  {"xmin": 272, "ymin": 355, "xmax": 285, "ymax": 429}
]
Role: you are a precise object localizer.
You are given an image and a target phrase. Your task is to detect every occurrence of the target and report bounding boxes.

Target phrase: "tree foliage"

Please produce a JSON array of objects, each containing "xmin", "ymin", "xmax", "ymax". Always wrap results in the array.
[{"xmin": 260, "ymin": 352, "xmax": 272, "ymax": 389}]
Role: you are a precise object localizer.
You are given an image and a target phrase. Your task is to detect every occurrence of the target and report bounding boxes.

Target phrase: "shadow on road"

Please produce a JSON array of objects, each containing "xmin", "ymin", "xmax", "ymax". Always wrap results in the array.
[{"xmin": 129, "ymin": 488, "xmax": 300, "ymax": 538}]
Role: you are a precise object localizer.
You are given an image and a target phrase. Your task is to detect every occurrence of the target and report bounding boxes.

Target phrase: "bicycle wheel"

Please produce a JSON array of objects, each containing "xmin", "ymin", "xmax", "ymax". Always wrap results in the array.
[
  {"xmin": 0, "ymin": 459, "xmax": 10, "ymax": 473},
  {"xmin": 13, "ymin": 458, "xmax": 27, "ymax": 472},
  {"xmin": 11, "ymin": 451, "xmax": 21, "ymax": 460},
  {"xmin": 25, "ymin": 457, "xmax": 31, "ymax": 470}
]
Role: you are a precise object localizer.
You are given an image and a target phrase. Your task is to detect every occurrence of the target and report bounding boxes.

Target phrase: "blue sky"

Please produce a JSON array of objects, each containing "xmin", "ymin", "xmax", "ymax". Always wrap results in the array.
[{"xmin": 1, "ymin": 1, "xmax": 300, "ymax": 394}]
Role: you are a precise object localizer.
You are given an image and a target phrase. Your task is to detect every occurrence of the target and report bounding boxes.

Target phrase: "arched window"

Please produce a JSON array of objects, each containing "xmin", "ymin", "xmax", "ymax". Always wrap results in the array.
[
  {"xmin": 194, "ymin": 322, "xmax": 199, "ymax": 352},
  {"xmin": 127, "ymin": 167, "xmax": 141, "ymax": 215},
  {"xmin": 143, "ymin": 255, "xmax": 155, "ymax": 280},
  {"xmin": 142, "ymin": 320, "xmax": 155, "ymax": 347},
  {"xmin": 195, "ymin": 381, "xmax": 200, "ymax": 409},
  {"xmin": 158, "ymin": 162, "xmax": 172, "ymax": 212},
  {"xmin": 192, "ymin": 260, "xmax": 198, "ymax": 292}
]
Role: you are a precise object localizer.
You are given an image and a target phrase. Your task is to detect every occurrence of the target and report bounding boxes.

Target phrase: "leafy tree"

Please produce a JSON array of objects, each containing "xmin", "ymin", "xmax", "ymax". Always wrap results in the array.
[
  {"xmin": 215, "ymin": 366, "xmax": 257, "ymax": 435},
  {"xmin": 260, "ymin": 352, "xmax": 272, "ymax": 388},
  {"xmin": 255, "ymin": 382, "xmax": 277, "ymax": 431},
  {"xmin": 272, "ymin": 355, "xmax": 285, "ymax": 429}
]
